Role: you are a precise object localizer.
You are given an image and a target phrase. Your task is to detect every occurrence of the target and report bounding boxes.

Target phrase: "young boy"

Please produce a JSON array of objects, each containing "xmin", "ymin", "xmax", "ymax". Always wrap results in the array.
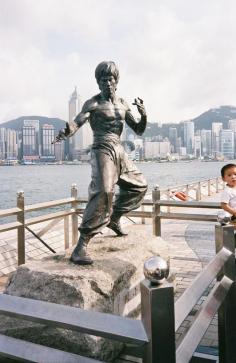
[{"xmin": 220, "ymin": 163, "xmax": 236, "ymax": 223}]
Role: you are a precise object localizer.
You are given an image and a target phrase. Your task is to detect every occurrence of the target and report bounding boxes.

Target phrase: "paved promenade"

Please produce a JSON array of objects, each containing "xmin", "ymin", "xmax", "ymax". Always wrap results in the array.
[{"xmin": 161, "ymin": 192, "xmax": 221, "ymax": 353}]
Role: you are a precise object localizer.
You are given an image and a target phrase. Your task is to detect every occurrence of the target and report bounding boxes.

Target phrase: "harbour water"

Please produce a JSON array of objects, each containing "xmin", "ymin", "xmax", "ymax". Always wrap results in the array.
[{"xmin": 0, "ymin": 160, "xmax": 228, "ymax": 210}]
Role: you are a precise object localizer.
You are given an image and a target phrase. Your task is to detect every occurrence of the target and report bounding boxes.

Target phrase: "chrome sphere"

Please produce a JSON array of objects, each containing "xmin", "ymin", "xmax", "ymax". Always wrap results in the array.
[
  {"xmin": 217, "ymin": 211, "xmax": 231, "ymax": 226},
  {"xmin": 144, "ymin": 256, "xmax": 169, "ymax": 284}
]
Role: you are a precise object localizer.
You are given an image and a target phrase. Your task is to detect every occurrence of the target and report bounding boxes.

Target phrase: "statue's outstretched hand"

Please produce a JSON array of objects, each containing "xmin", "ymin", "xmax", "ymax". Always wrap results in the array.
[
  {"xmin": 132, "ymin": 97, "xmax": 146, "ymax": 116},
  {"xmin": 52, "ymin": 122, "xmax": 71, "ymax": 144}
]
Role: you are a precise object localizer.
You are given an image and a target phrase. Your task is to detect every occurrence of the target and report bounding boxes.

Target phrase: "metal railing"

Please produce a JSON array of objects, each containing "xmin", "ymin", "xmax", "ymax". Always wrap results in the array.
[
  {"xmin": 0, "ymin": 177, "xmax": 224, "ymax": 267},
  {"xmin": 160, "ymin": 176, "xmax": 224, "ymax": 202},
  {"xmin": 0, "ymin": 184, "xmax": 81, "ymax": 265},
  {"xmin": 151, "ymin": 186, "xmax": 222, "ymax": 237},
  {"xmin": 0, "ymin": 224, "xmax": 235, "ymax": 362},
  {"xmin": 175, "ymin": 224, "xmax": 236, "ymax": 363}
]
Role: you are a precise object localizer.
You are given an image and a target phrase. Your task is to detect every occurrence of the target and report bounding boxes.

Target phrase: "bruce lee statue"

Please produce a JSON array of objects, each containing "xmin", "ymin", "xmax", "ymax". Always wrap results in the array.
[{"xmin": 54, "ymin": 61, "xmax": 148, "ymax": 265}]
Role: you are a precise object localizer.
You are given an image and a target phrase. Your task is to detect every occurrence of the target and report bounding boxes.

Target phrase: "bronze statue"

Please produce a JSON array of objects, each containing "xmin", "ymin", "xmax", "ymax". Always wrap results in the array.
[{"xmin": 54, "ymin": 61, "xmax": 147, "ymax": 265}]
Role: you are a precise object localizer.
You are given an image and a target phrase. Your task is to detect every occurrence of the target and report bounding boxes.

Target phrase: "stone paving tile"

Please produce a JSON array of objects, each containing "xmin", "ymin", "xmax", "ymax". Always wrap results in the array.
[
  {"xmin": 160, "ymin": 215, "xmax": 219, "ymax": 349},
  {"xmin": 0, "ymin": 276, "xmax": 9, "ymax": 292}
]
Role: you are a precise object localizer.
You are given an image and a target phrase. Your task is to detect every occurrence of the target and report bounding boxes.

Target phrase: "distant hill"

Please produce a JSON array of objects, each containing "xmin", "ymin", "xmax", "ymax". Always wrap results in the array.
[
  {"xmin": 1, "ymin": 105, "xmax": 236, "ymax": 138},
  {"xmin": 192, "ymin": 105, "xmax": 236, "ymax": 130},
  {"xmin": 138, "ymin": 105, "xmax": 236, "ymax": 139},
  {"xmin": 0, "ymin": 116, "xmax": 66, "ymax": 132}
]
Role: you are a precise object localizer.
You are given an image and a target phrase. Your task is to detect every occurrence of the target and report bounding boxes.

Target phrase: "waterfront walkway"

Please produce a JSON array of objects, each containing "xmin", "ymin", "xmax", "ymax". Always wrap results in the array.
[{"xmin": 0, "ymin": 192, "xmax": 221, "ymax": 358}]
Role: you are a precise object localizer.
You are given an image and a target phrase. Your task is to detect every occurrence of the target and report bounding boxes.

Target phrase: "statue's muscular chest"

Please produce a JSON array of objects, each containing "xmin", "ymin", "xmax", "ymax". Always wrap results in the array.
[{"xmin": 91, "ymin": 101, "xmax": 126, "ymax": 123}]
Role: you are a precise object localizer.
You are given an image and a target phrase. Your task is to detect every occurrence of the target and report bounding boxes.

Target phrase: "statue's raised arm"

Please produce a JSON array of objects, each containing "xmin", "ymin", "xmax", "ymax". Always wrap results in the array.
[{"xmin": 124, "ymin": 97, "xmax": 147, "ymax": 136}]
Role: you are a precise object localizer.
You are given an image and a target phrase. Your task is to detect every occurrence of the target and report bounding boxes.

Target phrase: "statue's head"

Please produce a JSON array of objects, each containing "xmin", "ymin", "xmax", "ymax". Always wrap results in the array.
[
  {"xmin": 95, "ymin": 61, "xmax": 119, "ymax": 98},
  {"xmin": 95, "ymin": 61, "xmax": 119, "ymax": 84}
]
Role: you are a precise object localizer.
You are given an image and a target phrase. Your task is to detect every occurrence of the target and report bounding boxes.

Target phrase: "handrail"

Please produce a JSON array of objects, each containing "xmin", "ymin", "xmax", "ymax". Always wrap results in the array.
[
  {"xmin": 156, "ymin": 200, "xmax": 220, "ymax": 208},
  {"xmin": 0, "ymin": 334, "xmax": 100, "ymax": 363},
  {"xmin": 176, "ymin": 276, "xmax": 233, "ymax": 363},
  {"xmin": 0, "ymin": 198, "xmax": 77, "ymax": 218},
  {"xmin": 175, "ymin": 247, "xmax": 232, "ymax": 331},
  {"xmin": 175, "ymin": 224, "xmax": 236, "ymax": 363},
  {"xmin": 0, "ymin": 294, "xmax": 149, "ymax": 346},
  {"xmin": 25, "ymin": 197, "xmax": 75, "ymax": 212},
  {"xmin": 0, "ymin": 221, "xmax": 22, "ymax": 233},
  {"xmin": 0, "ymin": 207, "xmax": 21, "ymax": 218},
  {"xmin": 161, "ymin": 176, "xmax": 223, "ymax": 193},
  {"xmin": 25, "ymin": 209, "xmax": 74, "ymax": 226},
  {"xmin": 159, "ymin": 212, "xmax": 217, "ymax": 221}
]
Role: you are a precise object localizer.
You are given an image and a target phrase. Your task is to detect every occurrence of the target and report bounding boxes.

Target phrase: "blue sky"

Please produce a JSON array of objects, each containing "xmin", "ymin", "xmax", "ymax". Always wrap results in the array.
[{"xmin": 0, "ymin": 0, "xmax": 235, "ymax": 123}]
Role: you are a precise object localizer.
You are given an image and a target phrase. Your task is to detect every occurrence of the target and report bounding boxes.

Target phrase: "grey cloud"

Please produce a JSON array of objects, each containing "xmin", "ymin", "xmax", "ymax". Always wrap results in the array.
[{"xmin": 0, "ymin": 0, "xmax": 235, "ymax": 123}]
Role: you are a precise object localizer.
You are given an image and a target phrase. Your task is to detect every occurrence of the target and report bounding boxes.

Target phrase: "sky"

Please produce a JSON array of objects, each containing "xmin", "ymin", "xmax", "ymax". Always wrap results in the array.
[{"xmin": 0, "ymin": 0, "xmax": 235, "ymax": 124}]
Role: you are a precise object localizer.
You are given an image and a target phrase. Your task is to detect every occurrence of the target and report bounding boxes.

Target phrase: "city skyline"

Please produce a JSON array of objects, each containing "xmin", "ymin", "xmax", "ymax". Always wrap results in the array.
[
  {"xmin": 1, "ymin": 107, "xmax": 236, "ymax": 163},
  {"xmin": 0, "ymin": 1, "xmax": 236, "ymax": 124}
]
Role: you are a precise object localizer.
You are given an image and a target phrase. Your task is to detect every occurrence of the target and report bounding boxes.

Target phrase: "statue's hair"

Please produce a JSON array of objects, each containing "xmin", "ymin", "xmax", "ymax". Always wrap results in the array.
[{"xmin": 95, "ymin": 61, "xmax": 119, "ymax": 83}]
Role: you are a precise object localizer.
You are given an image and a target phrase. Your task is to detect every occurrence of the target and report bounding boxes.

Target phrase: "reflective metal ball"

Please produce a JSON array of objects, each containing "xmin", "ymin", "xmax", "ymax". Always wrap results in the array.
[
  {"xmin": 217, "ymin": 211, "xmax": 231, "ymax": 226},
  {"xmin": 144, "ymin": 256, "xmax": 169, "ymax": 284}
]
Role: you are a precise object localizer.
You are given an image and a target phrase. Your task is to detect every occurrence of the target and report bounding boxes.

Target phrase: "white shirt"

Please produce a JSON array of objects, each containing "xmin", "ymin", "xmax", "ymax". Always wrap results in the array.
[{"xmin": 221, "ymin": 185, "xmax": 236, "ymax": 216}]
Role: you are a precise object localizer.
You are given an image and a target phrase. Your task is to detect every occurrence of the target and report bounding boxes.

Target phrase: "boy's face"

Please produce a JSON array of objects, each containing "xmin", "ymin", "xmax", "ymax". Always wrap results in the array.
[{"xmin": 223, "ymin": 166, "xmax": 236, "ymax": 187}]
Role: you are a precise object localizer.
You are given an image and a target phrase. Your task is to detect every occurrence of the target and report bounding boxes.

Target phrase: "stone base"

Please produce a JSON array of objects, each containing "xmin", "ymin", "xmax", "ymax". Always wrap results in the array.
[{"xmin": 1, "ymin": 224, "xmax": 171, "ymax": 362}]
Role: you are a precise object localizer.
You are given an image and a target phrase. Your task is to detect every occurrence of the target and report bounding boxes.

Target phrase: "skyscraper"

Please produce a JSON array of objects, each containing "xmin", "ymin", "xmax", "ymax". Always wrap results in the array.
[
  {"xmin": 68, "ymin": 87, "xmax": 78, "ymax": 160},
  {"xmin": 69, "ymin": 87, "xmax": 78, "ymax": 123},
  {"xmin": 22, "ymin": 120, "xmax": 40, "ymax": 163},
  {"xmin": 0, "ymin": 128, "xmax": 6, "ymax": 160},
  {"xmin": 194, "ymin": 135, "xmax": 201, "ymax": 158},
  {"xmin": 220, "ymin": 129, "xmax": 234, "ymax": 160},
  {"xmin": 228, "ymin": 119, "xmax": 236, "ymax": 132},
  {"xmin": 169, "ymin": 127, "xmax": 178, "ymax": 153},
  {"xmin": 212, "ymin": 122, "xmax": 222, "ymax": 158},
  {"xmin": 183, "ymin": 121, "xmax": 194, "ymax": 154},
  {"xmin": 41, "ymin": 124, "xmax": 55, "ymax": 162},
  {"xmin": 68, "ymin": 87, "xmax": 93, "ymax": 160},
  {"xmin": 228, "ymin": 119, "xmax": 236, "ymax": 157},
  {"xmin": 5, "ymin": 128, "xmax": 18, "ymax": 160},
  {"xmin": 201, "ymin": 129, "xmax": 212, "ymax": 157}
]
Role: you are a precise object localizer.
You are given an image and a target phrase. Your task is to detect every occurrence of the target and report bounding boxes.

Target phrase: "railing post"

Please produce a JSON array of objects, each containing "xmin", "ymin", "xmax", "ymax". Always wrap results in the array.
[
  {"xmin": 215, "ymin": 225, "xmax": 236, "ymax": 363},
  {"xmin": 141, "ymin": 279, "xmax": 175, "ymax": 363},
  {"xmin": 208, "ymin": 179, "xmax": 211, "ymax": 196},
  {"xmin": 64, "ymin": 216, "xmax": 69, "ymax": 249},
  {"xmin": 141, "ymin": 204, "xmax": 145, "ymax": 224},
  {"xmin": 216, "ymin": 177, "xmax": 219, "ymax": 193},
  {"xmin": 17, "ymin": 191, "xmax": 25, "ymax": 265},
  {"xmin": 71, "ymin": 184, "xmax": 78, "ymax": 246},
  {"xmin": 167, "ymin": 189, "xmax": 170, "ymax": 213},
  {"xmin": 152, "ymin": 186, "xmax": 161, "ymax": 237},
  {"xmin": 196, "ymin": 181, "xmax": 201, "ymax": 201},
  {"xmin": 185, "ymin": 184, "xmax": 189, "ymax": 198},
  {"xmin": 220, "ymin": 178, "xmax": 224, "ymax": 191}
]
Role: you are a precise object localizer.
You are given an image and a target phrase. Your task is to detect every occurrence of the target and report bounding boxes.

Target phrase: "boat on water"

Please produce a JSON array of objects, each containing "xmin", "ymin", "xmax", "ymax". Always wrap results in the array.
[
  {"xmin": 20, "ymin": 160, "xmax": 37, "ymax": 165},
  {"xmin": 0, "ymin": 159, "xmax": 18, "ymax": 166}
]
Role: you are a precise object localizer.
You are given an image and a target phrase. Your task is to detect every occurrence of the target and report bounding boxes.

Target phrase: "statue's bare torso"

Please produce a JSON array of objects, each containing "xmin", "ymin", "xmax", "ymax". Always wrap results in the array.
[{"xmin": 83, "ymin": 94, "xmax": 129, "ymax": 138}]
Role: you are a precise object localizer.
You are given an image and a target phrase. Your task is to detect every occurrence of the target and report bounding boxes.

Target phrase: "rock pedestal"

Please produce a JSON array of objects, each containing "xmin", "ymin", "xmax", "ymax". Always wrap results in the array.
[{"xmin": 1, "ymin": 224, "xmax": 171, "ymax": 362}]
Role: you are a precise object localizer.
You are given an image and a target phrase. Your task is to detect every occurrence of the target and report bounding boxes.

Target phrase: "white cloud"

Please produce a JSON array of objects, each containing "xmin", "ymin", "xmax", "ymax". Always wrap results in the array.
[{"xmin": 0, "ymin": 0, "xmax": 236, "ymax": 123}]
